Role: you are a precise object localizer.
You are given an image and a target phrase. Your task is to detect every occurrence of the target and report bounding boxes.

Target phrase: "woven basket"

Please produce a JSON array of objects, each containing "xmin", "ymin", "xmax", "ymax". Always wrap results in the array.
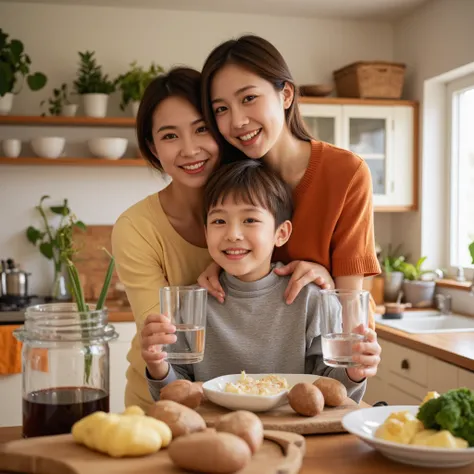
[{"xmin": 333, "ymin": 61, "xmax": 406, "ymax": 99}]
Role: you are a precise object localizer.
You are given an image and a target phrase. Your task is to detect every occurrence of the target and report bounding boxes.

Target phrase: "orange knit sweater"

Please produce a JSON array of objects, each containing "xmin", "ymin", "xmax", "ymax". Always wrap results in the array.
[{"xmin": 273, "ymin": 140, "xmax": 381, "ymax": 278}]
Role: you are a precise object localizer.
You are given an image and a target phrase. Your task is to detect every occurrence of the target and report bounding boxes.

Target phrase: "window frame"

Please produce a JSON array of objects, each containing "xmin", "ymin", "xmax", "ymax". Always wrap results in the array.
[{"xmin": 446, "ymin": 73, "xmax": 474, "ymax": 281}]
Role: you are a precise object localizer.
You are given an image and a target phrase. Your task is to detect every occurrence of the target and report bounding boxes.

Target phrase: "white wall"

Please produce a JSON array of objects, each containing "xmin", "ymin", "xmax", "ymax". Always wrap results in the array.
[
  {"xmin": 0, "ymin": 2, "xmax": 394, "ymax": 295},
  {"xmin": 393, "ymin": 0, "xmax": 474, "ymax": 268}
]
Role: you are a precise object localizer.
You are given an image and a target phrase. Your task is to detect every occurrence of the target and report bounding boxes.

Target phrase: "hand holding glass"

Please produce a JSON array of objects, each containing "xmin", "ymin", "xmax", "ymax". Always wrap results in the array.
[
  {"xmin": 159, "ymin": 286, "xmax": 207, "ymax": 364},
  {"xmin": 320, "ymin": 289, "xmax": 369, "ymax": 368}
]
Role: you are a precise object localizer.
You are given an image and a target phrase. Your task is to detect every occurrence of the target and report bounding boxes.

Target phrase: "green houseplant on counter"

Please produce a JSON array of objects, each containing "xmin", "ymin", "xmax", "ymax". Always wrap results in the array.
[
  {"xmin": 26, "ymin": 195, "xmax": 86, "ymax": 300},
  {"xmin": 73, "ymin": 50, "xmax": 116, "ymax": 118},
  {"xmin": 116, "ymin": 61, "xmax": 164, "ymax": 117},
  {"xmin": 0, "ymin": 28, "xmax": 47, "ymax": 115},
  {"xmin": 380, "ymin": 244, "xmax": 407, "ymax": 302},
  {"xmin": 400, "ymin": 256, "xmax": 438, "ymax": 307}
]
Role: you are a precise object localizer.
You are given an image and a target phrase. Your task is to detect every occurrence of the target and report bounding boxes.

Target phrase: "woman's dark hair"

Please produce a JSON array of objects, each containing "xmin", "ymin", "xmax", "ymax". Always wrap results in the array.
[
  {"xmin": 203, "ymin": 159, "xmax": 293, "ymax": 228},
  {"xmin": 136, "ymin": 67, "xmax": 204, "ymax": 171},
  {"xmin": 201, "ymin": 34, "xmax": 312, "ymax": 161}
]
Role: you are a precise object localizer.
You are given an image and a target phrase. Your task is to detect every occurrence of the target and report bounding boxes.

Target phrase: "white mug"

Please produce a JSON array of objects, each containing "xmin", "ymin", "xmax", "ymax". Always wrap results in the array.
[{"xmin": 2, "ymin": 139, "xmax": 21, "ymax": 158}]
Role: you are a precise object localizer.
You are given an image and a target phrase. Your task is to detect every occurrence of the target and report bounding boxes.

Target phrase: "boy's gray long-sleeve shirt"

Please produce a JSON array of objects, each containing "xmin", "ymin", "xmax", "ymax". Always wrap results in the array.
[{"xmin": 147, "ymin": 264, "xmax": 366, "ymax": 403}]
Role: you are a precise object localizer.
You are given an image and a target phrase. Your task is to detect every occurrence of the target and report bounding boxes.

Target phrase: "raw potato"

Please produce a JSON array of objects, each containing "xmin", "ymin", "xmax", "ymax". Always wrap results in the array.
[
  {"xmin": 168, "ymin": 431, "xmax": 252, "ymax": 474},
  {"xmin": 148, "ymin": 400, "xmax": 206, "ymax": 438},
  {"xmin": 215, "ymin": 411, "xmax": 264, "ymax": 454},
  {"xmin": 313, "ymin": 377, "xmax": 347, "ymax": 407},
  {"xmin": 194, "ymin": 381, "xmax": 208, "ymax": 403},
  {"xmin": 160, "ymin": 379, "xmax": 203, "ymax": 408},
  {"xmin": 288, "ymin": 383, "xmax": 324, "ymax": 417}
]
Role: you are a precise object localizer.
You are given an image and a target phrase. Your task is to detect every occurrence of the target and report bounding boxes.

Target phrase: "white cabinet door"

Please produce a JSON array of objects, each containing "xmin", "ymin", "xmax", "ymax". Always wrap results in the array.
[
  {"xmin": 458, "ymin": 368, "xmax": 474, "ymax": 389},
  {"xmin": 299, "ymin": 104, "xmax": 342, "ymax": 146},
  {"xmin": 109, "ymin": 322, "xmax": 136, "ymax": 414},
  {"xmin": 341, "ymin": 106, "xmax": 394, "ymax": 208},
  {"xmin": 427, "ymin": 358, "xmax": 459, "ymax": 393}
]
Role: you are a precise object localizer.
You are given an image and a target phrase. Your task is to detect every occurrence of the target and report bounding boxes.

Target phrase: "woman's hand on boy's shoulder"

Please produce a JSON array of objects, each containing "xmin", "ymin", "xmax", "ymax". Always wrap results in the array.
[
  {"xmin": 197, "ymin": 261, "xmax": 225, "ymax": 303},
  {"xmin": 274, "ymin": 260, "xmax": 335, "ymax": 304}
]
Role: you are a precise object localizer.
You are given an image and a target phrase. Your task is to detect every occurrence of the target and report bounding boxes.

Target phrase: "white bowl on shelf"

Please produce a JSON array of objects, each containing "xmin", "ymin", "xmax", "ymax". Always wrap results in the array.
[
  {"xmin": 88, "ymin": 138, "xmax": 128, "ymax": 160},
  {"xmin": 30, "ymin": 137, "xmax": 65, "ymax": 159}
]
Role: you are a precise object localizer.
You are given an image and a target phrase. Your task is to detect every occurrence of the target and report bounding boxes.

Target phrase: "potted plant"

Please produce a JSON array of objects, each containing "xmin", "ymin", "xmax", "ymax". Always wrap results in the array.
[
  {"xmin": 0, "ymin": 28, "xmax": 47, "ymax": 115},
  {"xmin": 116, "ymin": 61, "xmax": 164, "ymax": 117},
  {"xmin": 40, "ymin": 83, "xmax": 78, "ymax": 117},
  {"xmin": 73, "ymin": 51, "xmax": 116, "ymax": 118},
  {"xmin": 26, "ymin": 195, "xmax": 86, "ymax": 300},
  {"xmin": 380, "ymin": 244, "xmax": 406, "ymax": 302},
  {"xmin": 400, "ymin": 256, "xmax": 438, "ymax": 307}
]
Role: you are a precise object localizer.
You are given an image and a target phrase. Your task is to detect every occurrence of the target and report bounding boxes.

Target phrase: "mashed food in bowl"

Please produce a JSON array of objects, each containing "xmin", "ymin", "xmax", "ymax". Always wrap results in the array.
[{"xmin": 224, "ymin": 371, "xmax": 289, "ymax": 396}]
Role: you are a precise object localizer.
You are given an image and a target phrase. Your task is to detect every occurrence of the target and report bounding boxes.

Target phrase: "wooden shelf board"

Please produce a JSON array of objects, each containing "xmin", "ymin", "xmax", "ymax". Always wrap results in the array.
[
  {"xmin": 0, "ymin": 115, "xmax": 135, "ymax": 127},
  {"xmin": 0, "ymin": 157, "xmax": 147, "ymax": 167}
]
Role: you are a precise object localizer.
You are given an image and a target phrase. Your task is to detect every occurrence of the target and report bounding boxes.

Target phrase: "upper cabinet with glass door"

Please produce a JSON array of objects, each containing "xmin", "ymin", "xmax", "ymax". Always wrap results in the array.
[{"xmin": 298, "ymin": 99, "xmax": 417, "ymax": 211}]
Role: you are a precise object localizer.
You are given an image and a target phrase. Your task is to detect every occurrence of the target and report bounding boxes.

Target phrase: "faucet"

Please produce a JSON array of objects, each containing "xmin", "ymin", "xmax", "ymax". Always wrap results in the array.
[{"xmin": 435, "ymin": 293, "xmax": 452, "ymax": 315}]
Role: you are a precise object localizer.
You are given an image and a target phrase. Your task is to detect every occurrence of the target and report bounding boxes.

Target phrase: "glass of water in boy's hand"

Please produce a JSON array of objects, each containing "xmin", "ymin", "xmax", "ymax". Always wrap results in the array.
[
  {"xmin": 160, "ymin": 286, "xmax": 207, "ymax": 364},
  {"xmin": 320, "ymin": 289, "xmax": 369, "ymax": 368}
]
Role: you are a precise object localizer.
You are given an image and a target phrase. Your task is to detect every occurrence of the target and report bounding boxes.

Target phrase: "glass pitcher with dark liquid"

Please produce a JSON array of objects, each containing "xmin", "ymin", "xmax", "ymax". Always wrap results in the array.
[{"xmin": 14, "ymin": 303, "xmax": 118, "ymax": 437}]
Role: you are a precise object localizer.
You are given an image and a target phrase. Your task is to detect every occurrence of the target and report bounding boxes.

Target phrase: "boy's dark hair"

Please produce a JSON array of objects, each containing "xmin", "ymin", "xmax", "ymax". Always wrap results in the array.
[{"xmin": 203, "ymin": 160, "xmax": 293, "ymax": 227}]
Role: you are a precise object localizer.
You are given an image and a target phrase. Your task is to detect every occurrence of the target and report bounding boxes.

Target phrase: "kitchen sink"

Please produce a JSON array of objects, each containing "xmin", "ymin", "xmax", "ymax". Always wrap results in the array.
[{"xmin": 375, "ymin": 311, "xmax": 474, "ymax": 334}]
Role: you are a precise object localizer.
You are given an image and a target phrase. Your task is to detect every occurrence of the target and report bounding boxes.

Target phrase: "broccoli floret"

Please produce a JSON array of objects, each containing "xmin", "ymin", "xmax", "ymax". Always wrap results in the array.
[{"xmin": 417, "ymin": 388, "xmax": 474, "ymax": 446}]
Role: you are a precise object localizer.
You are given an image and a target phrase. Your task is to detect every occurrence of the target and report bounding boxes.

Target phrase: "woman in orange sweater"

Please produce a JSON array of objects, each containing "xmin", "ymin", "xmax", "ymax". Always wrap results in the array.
[{"xmin": 198, "ymin": 36, "xmax": 381, "ymax": 379}]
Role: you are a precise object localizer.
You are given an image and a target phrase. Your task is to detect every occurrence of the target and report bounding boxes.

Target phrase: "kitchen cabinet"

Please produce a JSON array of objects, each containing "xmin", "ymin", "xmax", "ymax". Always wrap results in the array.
[
  {"xmin": 0, "ymin": 321, "xmax": 135, "ymax": 428},
  {"xmin": 299, "ymin": 100, "xmax": 417, "ymax": 212},
  {"xmin": 365, "ymin": 338, "xmax": 474, "ymax": 405}
]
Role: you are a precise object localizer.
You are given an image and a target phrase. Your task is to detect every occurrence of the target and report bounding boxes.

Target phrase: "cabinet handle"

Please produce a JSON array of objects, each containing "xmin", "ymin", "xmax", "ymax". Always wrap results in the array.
[{"xmin": 401, "ymin": 359, "xmax": 410, "ymax": 370}]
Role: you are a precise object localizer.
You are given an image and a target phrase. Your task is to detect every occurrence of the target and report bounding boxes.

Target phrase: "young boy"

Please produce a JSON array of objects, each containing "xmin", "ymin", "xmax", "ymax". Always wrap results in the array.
[{"xmin": 143, "ymin": 160, "xmax": 381, "ymax": 403}]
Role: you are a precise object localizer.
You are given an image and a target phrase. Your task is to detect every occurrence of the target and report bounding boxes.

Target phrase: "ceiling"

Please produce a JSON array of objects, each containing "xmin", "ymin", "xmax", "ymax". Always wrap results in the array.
[{"xmin": 6, "ymin": 0, "xmax": 430, "ymax": 21}]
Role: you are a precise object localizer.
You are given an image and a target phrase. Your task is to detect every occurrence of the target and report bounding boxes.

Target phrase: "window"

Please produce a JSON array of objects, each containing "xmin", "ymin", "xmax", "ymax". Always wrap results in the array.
[{"xmin": 447, "ymin": 74, "xmax": 474, "ymax": 274}]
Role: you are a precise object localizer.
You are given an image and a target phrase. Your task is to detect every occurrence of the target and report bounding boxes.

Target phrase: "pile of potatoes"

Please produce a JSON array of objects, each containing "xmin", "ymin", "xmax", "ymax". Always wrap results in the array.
[
  {"xmin": 287, "ymin": 377, "xmax": 348, "ymax": 416},
  {"xmin": 149, "ymin": 399, "xmax": 263, "ymax": 473}
]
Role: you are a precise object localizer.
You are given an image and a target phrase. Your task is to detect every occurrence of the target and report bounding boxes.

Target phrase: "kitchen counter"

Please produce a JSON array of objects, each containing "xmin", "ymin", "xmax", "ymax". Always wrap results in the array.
[
  {"xmin": 1, "ymin": 425, "xmax": 473, "ymax": 473},
  {"xmin": 375, "ymin": 323, "xmax": 474, "ymax": 372}
]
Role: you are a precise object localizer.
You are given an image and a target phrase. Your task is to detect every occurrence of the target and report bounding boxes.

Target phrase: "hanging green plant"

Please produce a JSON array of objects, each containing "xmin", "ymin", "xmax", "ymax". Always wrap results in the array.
[{"xmin": 0, "ymin": 28, "xmax": 47, "ymax": 96}]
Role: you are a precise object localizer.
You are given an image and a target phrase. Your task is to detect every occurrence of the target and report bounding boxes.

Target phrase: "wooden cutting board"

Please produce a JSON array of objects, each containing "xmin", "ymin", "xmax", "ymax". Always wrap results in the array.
[
  {"xmin": 197, "ymin": 399, "xmax": 360, "ymax": 435},
  {"xmin": 0, "ymin": 430, "xmax": 304, "ymax": 474}
]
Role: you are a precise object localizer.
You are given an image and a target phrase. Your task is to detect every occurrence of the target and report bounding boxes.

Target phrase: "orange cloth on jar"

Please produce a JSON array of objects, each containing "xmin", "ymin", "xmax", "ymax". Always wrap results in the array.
[{"xmin": 0, "ymin": 325, "xmax": 49, "ymax": 374}]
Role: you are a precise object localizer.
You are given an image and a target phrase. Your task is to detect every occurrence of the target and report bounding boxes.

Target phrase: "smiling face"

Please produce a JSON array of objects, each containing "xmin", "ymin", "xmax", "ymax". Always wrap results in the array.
[
  {"xmin": 205, "ymin": 195, "xmax": 291, "ymax": 282},
  {"xmin": 210, "ymin": 64, "xmax": 294, "ymax": 159},
  {"xmin": 150, "ymin": 96, "xmax": 219, "ymax": 187}
]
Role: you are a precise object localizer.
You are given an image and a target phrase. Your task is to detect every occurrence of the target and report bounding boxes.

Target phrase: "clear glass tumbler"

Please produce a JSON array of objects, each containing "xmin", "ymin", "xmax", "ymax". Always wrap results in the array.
[
  {"xmin": 13, "ymin": 302, "xmax": 118, "ymax": 438},
  {"xmin": 320, "ymin": 289, "xmax": 369, "ymax": 368},
  {"xmin": 160, "ymin": 286, "xmax": 207, "ymax": 364}
]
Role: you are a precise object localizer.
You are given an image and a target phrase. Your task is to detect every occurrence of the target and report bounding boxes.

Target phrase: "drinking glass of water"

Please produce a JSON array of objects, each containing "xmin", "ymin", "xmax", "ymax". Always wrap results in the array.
[
  {"xmin": 160, "ymin": 286, "xmax": 207, "ymax": 364},
  {"xmin": 320, "ymin": 289, "xmax": 369, "ymax": 368}
]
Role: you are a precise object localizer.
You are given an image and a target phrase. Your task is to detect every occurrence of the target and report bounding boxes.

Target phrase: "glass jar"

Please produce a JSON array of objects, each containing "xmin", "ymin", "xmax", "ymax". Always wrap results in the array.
[{"xmin": 13, "ymin": 303, "xmax": 118, "ymax": 438}]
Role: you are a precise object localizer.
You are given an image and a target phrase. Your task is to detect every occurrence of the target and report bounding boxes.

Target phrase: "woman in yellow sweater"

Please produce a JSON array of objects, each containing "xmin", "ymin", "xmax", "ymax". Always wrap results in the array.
[{"xmin": 111, "ymin": 67, "xmax": 220, "ymax": 410}]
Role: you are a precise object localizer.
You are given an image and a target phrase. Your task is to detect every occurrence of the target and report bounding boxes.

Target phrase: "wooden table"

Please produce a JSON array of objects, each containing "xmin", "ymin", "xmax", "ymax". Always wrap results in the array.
[{"xmin": 1, "ymin": 426, "xmax": 473, "ymax": 473}]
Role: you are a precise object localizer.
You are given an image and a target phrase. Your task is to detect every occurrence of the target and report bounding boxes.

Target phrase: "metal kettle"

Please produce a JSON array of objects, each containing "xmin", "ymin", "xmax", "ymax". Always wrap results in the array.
[{"xmin": 3, "ymin": 259, "xmax": 31, "ymax": 297}]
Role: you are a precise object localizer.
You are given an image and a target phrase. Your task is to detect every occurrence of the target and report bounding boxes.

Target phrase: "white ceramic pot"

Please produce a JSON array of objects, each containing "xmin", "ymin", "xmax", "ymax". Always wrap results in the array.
[
  {"xmin": 61, "ymin": 104, "xmax": 78, "ymax": 117},
  {"xmin": 82, "ymin": 93, "xmax": 109, "ymax": 118},
  {"xmin": 131, "ymin": 101, "xmax": 140, "ymax": 118},
  {"xmin": 2, "ymin": 139, "xmax": 21, "ymax": 158},
  {"xmin": 30, "ymin": 137, "xmax": 66, "ymax": 159},
  {"xmin": 383, "ymin": 271, "xmax": 404, "ymax": 302},
  {"xmin": 0, "ymin": 93, "xmax": 14, "ymax": 115}
]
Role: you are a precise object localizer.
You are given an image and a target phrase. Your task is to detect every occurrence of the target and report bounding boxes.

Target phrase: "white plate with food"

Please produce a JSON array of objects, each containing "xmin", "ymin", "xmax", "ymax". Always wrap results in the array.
[
  {"xmin": 202, "ymin": 372, "xmax": 319, "ymax": 412},
  {"xmin": 342, "ymin": 405, "xmax": 474, "ymax": 468}
]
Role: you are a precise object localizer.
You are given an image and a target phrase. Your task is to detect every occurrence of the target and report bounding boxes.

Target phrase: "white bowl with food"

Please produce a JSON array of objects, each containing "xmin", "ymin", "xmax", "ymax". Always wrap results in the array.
[
  {"xmin": 30, "ymin": 137, "xmax": 65, "ymax": 159},
  {"xmin": 87, "ymin": 137, "xmax": 128, "ymax": 160},
  {"xmin": 202, "ymin": 372, "xmax": 319, "ymax": 412},
  {"xmin": 342, "ymin": 405, "xmax": 474, "ymax": 468}
]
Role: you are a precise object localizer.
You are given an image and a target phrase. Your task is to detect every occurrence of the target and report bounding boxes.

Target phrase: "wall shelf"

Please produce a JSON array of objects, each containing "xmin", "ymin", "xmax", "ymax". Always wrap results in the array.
[
  {"xmin": 0, "ymin": 115, "xmax": 135, "ymax": 127},
  {"xmin": 0, "ymin": 157, "xmax": 147, "ymax": 167}
]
